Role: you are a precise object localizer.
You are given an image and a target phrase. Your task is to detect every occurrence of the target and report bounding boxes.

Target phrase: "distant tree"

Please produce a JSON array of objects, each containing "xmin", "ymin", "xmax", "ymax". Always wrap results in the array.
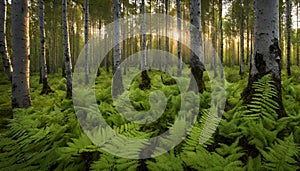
[
  {"xmin": 11, "ymin": 0, "xmax": 32, "ymax": 108},
  {"xmin": 84, "ymin": 0, "xmax": 89, "ymax": 84},
  {"xmin": 0, "ymin": 0, "xmax": 12, "ymax": 81},
  {"xmin": 297, "ymin": 1, "xmax": 299, "ymax": 66},
  {"xmin": 62, "ymin": 0, "xmax": 73, "ymax": 98},
  {"xmin": 239, "ymin": 0, "xmax": 245, "ymax": 76},
  {"xmin": 176, "ymin": 0, "xmax": 182, "ymax": 76},
  {"xmin": 38, "ymin": 0, "xmax": 53, "ymax": 95},
  {"xmin": 243, "ymin": 0, "xmax": 286, "ymax": 118},
  {"xmin": 286, "ymin": 0, "xmax": 291, "ymax": 76}
]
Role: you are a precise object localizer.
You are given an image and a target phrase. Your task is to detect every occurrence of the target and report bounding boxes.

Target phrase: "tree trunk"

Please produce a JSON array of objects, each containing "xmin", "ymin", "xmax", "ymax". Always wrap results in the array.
[
  {"xmin": 38, "ymin": 0, "xmax": 53, "ymax": 95},
  {"xmin": 165, "ymin": 0, "xmax": 169, "ymax": 73},
  {"xmin": 112, "ymin": 0, "xmax": 124, "ymax": 97},
  {"xmin": 242, "ymin": 0, "xmax": 286, "ymax": 118},
  {"xmin": 286, "ymin": 0, "xmax": 291, "ymax": 76},
  {"xmin": 176, "ymin": 0, "xmax": 182, "ymax": 76},
  {"xmin": 84, "ymin": 0, "xmax": 89, "ymax": 84},
  {"xmin": 62, "ymin": 0, "xmax": 73, "ymax": 98},
  {"xmin": 297, "ymin": 2, "xmax": 299, "ymax": 66},
  {"xmin": 0, "ymin": 0, "xmax": 12, "ymax": 81},
  {"xmin": 189, "ymin": 0, "xmax": 205, "ymax": 93},
  {"xmin": 11, "ymin": 0, "xmax": 31, "ymax": 108},
  {"xmin": 140, "ymin": 0, "xmax": 151, "ymax": 90},
  {"xmin": 211, "ymin": 0, "xmax": 217, "ymax": 77},
  {"xmin": 218, "ymin": 0, "xmax": 224, "ymax": 77},
  {"xmin": 239, "ymin": 0, "xmax": 245, "ymax": 76}
]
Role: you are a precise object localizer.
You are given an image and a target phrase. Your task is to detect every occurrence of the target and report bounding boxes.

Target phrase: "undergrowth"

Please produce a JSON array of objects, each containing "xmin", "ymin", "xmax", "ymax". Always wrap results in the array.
[{"xmin": 0, "ymin": 67, "xmax": 299, "ymax": 170}]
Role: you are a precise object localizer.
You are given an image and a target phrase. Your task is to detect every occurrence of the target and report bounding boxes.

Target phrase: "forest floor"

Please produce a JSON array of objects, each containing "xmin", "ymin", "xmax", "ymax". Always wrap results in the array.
[{"xmin": 0, "ymin": 66, "xmax": 299, "ymax": 170}]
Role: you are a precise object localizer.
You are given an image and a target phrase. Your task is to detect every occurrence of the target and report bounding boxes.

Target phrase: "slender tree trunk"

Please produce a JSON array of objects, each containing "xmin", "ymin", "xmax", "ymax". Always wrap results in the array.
[
  {"xmin": 38, "ymin": 0, "xmax": 52, "ymax": 95},
  {"xmin": 112, "ymin": 0, "xmax": 124, "ymax": 97},
  {"xmin": 11, "ymin": 0, "xmax": 31, "ymax": 108},
  {"xmin": 211, "ymin": 0, "xmax": 217, "ymax": 77},
  {"xmin": 231, "ymin": 7, "xmax": 235, "ymax": 66},
  {"xmin": 0, "ymin": 0, "xmax": 12, "ymax": 81},
  {"xmin": 165, "ymin": 0, "xmax": 169, "ymax": 73},
  {"xmin": 149, "ymin": 0, "xmax": 153, "ymax": 71},
  {"xmin": 140, "ymin": 0, "xmax": 151, "ymax": 90},
  {"xmin": 218, "ymin": 0, "xmax": 224, "ymax": 77},
  {"xmin": 286, "ymin": 0, "xmax": 291, "ymax": 76},
  {"xmin": 189, "ymin": 0, "xmax": 205, "ymax": 93},
  {"xmin": 176, "ymin": 0, "xmax": 182, "ymax": 76},
  {"xmin": 297, "ymin": 2, "xmax": 299, "ymax": 66},
  {"xmin": 239, "ymin": 0, "xmax": 245, "ymax": 76},
  {"xmin": 62, "ymin": 0, "xmax": 73, "ymax": 98},
  {"xmin": 242, "ymin": 0, "xmax": 286, "ymax": 118},
  {"xmin": 84, "ymin": 0, "xmax": 89, "ymax": 84},
  {"xmin": 246, "ymin": 15, "xmax": 250, "ymax": 65}
]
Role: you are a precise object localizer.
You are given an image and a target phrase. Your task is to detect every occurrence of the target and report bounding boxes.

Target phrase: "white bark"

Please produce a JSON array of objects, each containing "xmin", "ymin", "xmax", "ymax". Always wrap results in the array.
[
  {"xmin": 165, "ymin": 0, "xmax": 169, "ymax": 73},
  {"xmin": 38, "ymin": 0, "xmax": 52, "ymax": 94},
  {"xmin": 113, "ymin": 0, "xmax": 123, "ymax": 96},
  {"xmin": 141, "ymin": 0, "xmax": 146, "ymax": 71},
  {"xmin": 11, "ymin": 0, "xmax": 31, "ymax": 108},
  {"xmin": 113, "ymin": 0, "xmax": 121, "ymax": 74},
  {"xmin": 190, "ymin": 0, "xmax": 205, "ymax": 92},
  {"xmin": 62, "ymin": 0, "xmax": 73, "ymax": 98},
  {"xmin": 251, "ymin": 0, "xmax": 280, "ymax": 78},
  {"xmin": 0, "ymin": 0, "xmax": 12, "ymax": 80},
  {"xmin": 176, "ymin": 0, "xmax": 182, "ymax": 76}
]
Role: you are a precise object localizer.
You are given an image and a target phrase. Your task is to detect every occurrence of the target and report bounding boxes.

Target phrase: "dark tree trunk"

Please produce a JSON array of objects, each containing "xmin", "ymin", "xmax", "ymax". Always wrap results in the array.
[{"xmin": 286, "ymin": 0, "xmax": 291, "ymax": 76}]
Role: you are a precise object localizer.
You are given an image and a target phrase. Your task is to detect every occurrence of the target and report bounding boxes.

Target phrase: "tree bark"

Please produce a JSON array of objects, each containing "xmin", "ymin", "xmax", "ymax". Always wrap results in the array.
[
  {"xmin": 189, "ymin": 0, "xmax": 205, "ymax": 93},
  {"xmin": 286, "ymin": 0, "xmax": 291, "ymax": 76},
  {"xmin": 38, "ymin": 0, "xmax": 53, "ymax": 95},
  {"xmin": 239, "ymin": 0, "xmax": 245, "ymax": 76},
  {"xmin": 176, "ymin": 0, "xmax": 182, "ymax": 76},
  {"xmin": 165, "ymin": 0, "xmax": 169, "ymax": 73},
  {"xmin": 11, "ymin": 0, "xmax": 31, "ymax": 108},
  {"xmin": 62, "ymin": 0, "xmax": 73, "ymax": 98},
  {"xmin": 297, "ymin": 2, "xmax": 299, "ymax": 66},
  {"xmin": 211, "ymin": 0, "xmax": 217, "ymax": 77},
  {"xmin": 0, "ymin": 0, "xmax": 12, "ymax": 81},
  {"xmin": 139, "ymin": 0, "xmax": 151, "ymax": 90},
  {"xmin": 112, "ymin": 0, "xmax": 124, "ymax": 97},
  {"xmin": 242, "ymin": 0, "xmax": 286, "ymax": 118},
  {"xmin": 84, "ymin": 0, "xmax": 89, "ymax": 84}
]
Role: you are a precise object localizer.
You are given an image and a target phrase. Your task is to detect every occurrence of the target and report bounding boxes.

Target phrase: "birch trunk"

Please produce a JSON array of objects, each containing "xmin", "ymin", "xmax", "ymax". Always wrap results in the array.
[
  {"xmin": 211, "ymin": 0, "xmax": 217, "ymax": 77},
  {"xmin": 139, "ymin": 0, "xmax": 151, "ymax": 90},
  {"xmin": 11, "ymin": 0, "xmax": 31, "ymax": 108},
  {"xmin": 0, "ymin": 0, "xmax": 12, "ymax": 81},
  {"xmin": 113, "ymin": 0, "xmax": 124, "ymax": 97},
  {"xmin": 243, "ymin": 0, "xmax": 286, "ymax": 118},
  {"xmin": 39, "ymin": 0, "xmax": 52, "ymax": 94},
  {"xmin": 189, "ymin": 0, "xmax": 205, "ymax": 93},
  {"xmin": 62, "ymin": 0, "xmax": 73, "ymax": 98},
  {"xmin": 165, "ymin": 0, "xmax": 169, "ymax": 73},
  {"xmin": 176, "ymin": 0, "xmax": 182, "ymax": 76}
]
